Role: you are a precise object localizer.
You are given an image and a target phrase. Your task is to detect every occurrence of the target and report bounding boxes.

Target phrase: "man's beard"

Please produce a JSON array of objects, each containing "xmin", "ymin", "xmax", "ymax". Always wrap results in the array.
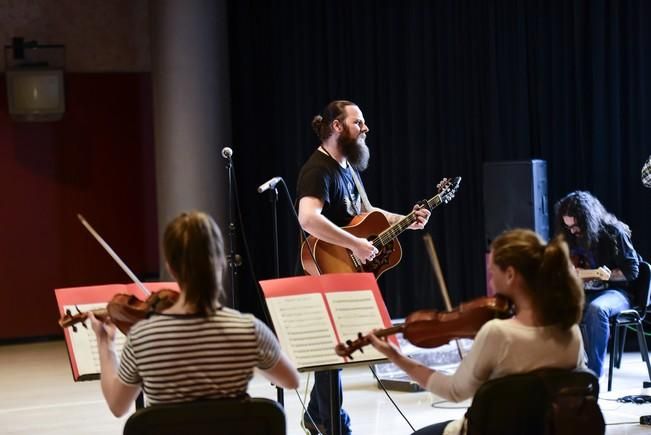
[{"xmin": 338, "ymin": 130, "xmax": 370, "ymax": 171}]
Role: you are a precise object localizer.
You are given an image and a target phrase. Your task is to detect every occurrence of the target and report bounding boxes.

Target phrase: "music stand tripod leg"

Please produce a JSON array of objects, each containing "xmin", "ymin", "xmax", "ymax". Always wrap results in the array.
[{"xmin": 329, "ymin": 369, "xmax": 342, "ymax": 435}]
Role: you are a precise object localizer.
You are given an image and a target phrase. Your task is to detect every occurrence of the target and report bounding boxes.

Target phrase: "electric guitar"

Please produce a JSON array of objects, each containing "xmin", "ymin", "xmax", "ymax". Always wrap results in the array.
[
  {"xmin": 300, "ymin": 177, "xmax": 461, "ymax": 279},
  {"xmin": 577, "ymin": 266, "xmax": 612, "ymax": 281}
]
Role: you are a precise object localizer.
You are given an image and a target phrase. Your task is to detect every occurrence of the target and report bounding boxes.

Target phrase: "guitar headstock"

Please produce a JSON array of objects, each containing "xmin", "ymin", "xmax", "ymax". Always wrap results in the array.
[
  {"xmin": 594, "ymin": 266, "xmax": 612, "ymax": 281},
  {"xmin": 436, "ymin": 177, "xmax": 462, "ymax": 204}
]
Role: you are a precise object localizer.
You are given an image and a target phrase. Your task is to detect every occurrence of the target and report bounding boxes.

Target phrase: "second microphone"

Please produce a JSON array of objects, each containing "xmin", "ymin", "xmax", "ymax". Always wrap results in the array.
[{"xmin": 257, "ymin": 176, "xmax": 283, "ymax": 193}]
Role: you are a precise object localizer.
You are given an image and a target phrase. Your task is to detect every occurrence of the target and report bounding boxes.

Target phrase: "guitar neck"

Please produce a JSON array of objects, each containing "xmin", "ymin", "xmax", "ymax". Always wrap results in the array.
[{"xmin": 372, "ymin": 195, "xmax": 442, "ymax": 248}]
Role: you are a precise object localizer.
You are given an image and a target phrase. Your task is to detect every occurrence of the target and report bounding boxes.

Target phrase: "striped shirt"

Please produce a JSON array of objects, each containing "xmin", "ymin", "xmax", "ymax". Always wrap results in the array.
[{"xmin": 117, "ymin": 307, "xmax": 281, "ymax": 406}]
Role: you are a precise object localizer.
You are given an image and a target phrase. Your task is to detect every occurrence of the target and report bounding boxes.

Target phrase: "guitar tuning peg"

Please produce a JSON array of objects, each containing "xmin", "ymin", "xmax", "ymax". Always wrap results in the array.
[{"xmin": 72, "ymin": 325, "xmax": 78, "ymax": 333}]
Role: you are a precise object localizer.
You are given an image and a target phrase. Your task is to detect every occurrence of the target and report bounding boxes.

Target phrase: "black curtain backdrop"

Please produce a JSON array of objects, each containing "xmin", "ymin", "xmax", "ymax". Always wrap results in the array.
[{"xmin": 225, "ymin": 0, "xmax": 651, "ymax": 320}]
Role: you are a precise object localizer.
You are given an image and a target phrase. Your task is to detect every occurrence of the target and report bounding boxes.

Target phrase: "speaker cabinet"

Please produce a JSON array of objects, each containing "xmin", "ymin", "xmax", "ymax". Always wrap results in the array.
[{"xmin": 483, "ymin": 160, "xmax": 549, "ymax": 248}]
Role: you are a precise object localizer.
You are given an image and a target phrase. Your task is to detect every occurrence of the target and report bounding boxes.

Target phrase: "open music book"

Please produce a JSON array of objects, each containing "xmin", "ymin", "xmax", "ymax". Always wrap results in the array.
[
  {"xmin": 259, "ymin": 273, "xmax": 397, "ymax": 371},
  {"xmin": 54, "ymin": 282, "xmax": 178, "ymax": 381}
]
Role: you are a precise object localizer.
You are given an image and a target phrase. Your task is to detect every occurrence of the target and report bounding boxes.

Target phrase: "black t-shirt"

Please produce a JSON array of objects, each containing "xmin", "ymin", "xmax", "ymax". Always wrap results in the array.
[{"xmin": 296, "ymin": 150, "xmax": 363, "ymax": 227}]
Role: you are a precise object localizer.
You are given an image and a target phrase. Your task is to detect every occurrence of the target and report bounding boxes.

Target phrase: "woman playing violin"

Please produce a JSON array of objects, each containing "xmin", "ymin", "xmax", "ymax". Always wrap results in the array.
[
  {"xmin": 89, "ymin": 211, "xmax": 299, "ymax": 417},
  {"xmin": 368, "ymin": 228, "xmax": 586, "ymax": 435}
]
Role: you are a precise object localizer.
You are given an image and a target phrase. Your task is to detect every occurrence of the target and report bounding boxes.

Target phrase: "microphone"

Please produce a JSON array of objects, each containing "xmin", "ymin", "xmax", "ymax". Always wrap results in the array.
[
  {"xmin": 257, "ymin": 176, "xmax": 283, "ymax": 193},
  {"xmin": 221, "ymin": 146, "xmax": 233, "ymax": 159}
]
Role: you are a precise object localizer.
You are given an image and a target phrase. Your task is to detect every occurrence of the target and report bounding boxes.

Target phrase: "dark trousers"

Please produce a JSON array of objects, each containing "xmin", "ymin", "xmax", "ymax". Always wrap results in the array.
[{"xmin": 306, "ymin": 370, "xmax": 351, "ymax": 434}]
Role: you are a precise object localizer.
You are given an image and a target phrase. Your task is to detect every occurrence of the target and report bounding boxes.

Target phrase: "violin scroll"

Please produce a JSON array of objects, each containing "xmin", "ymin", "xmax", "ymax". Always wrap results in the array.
[
  {"xmin": 335, "ymin": 327, "xmax": 403, "ymax": 359},
  {"xmin": 335, "ymin": 332, "xmax": 367, "ymax": 359},
  {"xmin": 58, "ymin": 307, "xmax": 109, "ymax": 332}
]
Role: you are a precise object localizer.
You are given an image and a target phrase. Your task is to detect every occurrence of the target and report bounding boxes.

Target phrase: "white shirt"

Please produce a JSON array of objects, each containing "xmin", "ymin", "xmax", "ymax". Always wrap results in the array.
[{"xmin": 425, "ymin": 318, "xmax": 585, "ymax": 435}]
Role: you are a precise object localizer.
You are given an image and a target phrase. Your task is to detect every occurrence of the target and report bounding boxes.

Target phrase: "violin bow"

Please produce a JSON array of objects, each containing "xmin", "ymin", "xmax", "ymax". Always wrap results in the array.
[
  {"xmin": 422, "ymin": 233, "xmax": 464, "ymax": 360},
  {"xmin": 77, "ymin": 213, "xmax": 151, "ymax": 297}
]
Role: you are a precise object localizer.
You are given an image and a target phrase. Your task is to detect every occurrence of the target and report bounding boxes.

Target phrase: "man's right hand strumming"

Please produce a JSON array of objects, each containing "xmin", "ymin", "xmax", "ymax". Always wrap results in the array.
[{"xmin": 351, "ymin": 237, "xmax": 378, "ymax": 264}]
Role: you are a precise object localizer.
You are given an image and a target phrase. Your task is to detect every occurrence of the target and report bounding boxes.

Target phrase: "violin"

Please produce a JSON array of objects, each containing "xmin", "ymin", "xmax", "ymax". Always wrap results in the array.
[
  {"xmin": 335, "ymin": 294, "xmax": 513, "ymax": 359},
  {"xmin": 59, "ymin": 288, "xmax": 179, "ymax": 335},
  {"xmin": 59, "ymin": 214, "xmax": 180, "ymax": 335}
]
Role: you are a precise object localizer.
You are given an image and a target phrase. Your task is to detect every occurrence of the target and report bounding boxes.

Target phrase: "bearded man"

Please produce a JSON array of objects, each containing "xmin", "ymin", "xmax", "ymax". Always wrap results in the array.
[
  {"xmin": 296, "ymin": 100, "xmax": 430, "ymax": 434},
  {"xmin": 554, "ymin": 190, "xmax": 642, "ymax": 378}
]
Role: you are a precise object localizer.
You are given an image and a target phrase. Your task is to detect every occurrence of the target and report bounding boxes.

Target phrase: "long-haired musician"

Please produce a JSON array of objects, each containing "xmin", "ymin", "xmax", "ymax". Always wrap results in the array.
[{"xmin": 554, "ymin": 190, "xmax": 641, "ymax": 378}]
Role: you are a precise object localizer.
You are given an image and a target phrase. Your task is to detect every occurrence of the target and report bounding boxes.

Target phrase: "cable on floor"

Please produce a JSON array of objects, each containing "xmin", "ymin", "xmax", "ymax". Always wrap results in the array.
[{"xmin": 369, "ymin": 365, "xmax": 416, "ymax": 432}]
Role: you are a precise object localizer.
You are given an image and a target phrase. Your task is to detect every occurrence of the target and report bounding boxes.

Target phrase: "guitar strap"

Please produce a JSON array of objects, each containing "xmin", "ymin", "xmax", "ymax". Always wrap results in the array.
[
  {"xmin": 350, "ymin": 168, "xmax": 373, "ymax": 213},
  {"xmin": 318, "ymin": 145, "xmax": 372, "ymax": 213}
]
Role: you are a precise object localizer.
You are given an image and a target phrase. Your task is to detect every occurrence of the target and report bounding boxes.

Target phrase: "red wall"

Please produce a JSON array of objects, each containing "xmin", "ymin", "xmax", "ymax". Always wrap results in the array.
[{"xmin": 0, "ymin": 73, "xmax": 158, "ymax": 340}]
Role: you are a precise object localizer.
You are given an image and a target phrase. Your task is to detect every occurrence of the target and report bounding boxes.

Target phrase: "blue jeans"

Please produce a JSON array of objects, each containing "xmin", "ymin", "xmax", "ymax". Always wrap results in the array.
[
  {"xmin": 581, "ymin": 289, "xmax": 631, "ymax": 377},
  {"xmin": 306, "ymin": 370, "xmax": 351, "ymax": 434}
]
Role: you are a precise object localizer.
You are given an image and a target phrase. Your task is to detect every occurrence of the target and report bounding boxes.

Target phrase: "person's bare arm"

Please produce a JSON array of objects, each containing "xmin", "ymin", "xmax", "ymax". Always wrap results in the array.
[
  {"xmin": 89, "ymin": 313, "xmax": 142, "ymax": 417},
  {"xmin": 260, "ymin": 353, "xmax": 300, "ymax": 390},
  {"xmin": 298, "ymin": 196, "xmax": 376, "ymax": 262}
]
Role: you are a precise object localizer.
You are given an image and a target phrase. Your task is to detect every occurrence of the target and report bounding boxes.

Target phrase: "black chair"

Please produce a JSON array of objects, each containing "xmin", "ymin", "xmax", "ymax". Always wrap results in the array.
[
  {"xmin": 466, "ymin": 368, "xmax": 604, "ymax": 435},
  {"xmin": 123, "ymin": 397, "xmax": 285, "ymax": 435},
  {"xmin": 607, "ymin": 260, "xmax": 651, "ymax": 391}
]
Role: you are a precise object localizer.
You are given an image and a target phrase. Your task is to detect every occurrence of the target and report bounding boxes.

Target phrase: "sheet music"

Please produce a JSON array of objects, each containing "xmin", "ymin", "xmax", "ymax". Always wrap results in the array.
[
  {"xmin": 265, "ymin": 293, "xmax": 343, "ymax": 369},
  {"xmin": 64, "ymin": 303, "xmax": 127, "ymax": 377},
  {"xmin": 326, "ymin": 290, "xmax": 387, "ymax": 361}
]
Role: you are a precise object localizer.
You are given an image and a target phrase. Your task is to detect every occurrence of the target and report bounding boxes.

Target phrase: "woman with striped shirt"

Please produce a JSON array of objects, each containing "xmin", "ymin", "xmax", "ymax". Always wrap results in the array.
[{"xmin": 89, "ymin": 211, "xmax": 299, "ymax": 417}]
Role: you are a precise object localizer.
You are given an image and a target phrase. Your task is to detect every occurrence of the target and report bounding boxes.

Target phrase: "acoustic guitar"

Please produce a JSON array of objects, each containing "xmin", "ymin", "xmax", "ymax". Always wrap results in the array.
[{"xmin": 300, "ymin": 176, "xmax": 461, "ymax": 278}]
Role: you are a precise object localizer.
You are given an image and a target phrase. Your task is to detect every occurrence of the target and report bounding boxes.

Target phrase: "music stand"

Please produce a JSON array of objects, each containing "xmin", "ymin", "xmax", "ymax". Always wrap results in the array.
[{"xmin": 259, "ymin": 273, "xmax": 396, "ymax": 435}]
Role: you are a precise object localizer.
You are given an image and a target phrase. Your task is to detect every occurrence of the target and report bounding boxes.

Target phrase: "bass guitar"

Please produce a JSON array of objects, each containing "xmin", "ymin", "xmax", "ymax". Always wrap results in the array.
[{"xmin": 301, "ymin": 176, "xmax": 461, "ymax": 278}]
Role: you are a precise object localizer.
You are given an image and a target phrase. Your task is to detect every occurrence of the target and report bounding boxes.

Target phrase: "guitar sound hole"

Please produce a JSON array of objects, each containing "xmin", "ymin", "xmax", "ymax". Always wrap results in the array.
[
  {"xmin": 349, "ymin": 241, "xmax": 395, "ymax": 272},
  {"xmin": 368, "ymin": 242, "xmax": 394, "ymax": 268}
]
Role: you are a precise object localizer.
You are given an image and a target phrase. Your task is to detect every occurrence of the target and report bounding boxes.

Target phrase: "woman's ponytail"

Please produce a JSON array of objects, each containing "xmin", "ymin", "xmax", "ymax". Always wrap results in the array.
[
  {"xmin": 491, "ymin": 229, "xmax": 583, "ymax": 330},
  {"xmin": 534, "ymin": 236, "xmax": 584, "ymax": 329}
]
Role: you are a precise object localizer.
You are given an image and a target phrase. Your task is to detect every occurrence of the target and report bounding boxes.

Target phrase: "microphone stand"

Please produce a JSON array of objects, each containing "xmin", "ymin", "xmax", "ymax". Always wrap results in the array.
[
  {"xmin": 274, "ymin": 180, "xmax": 335, "ymax": 434},
  {"xmin": 225, "ymin": 154, "xmax": 241, "ymax": 309},
  {"xmin": 259, "ymin": 178, "xmax": 327, "ymax": 432},
  {"xmin": 266, "ymin": 185, "xmax": 284, "ymax": 406}
]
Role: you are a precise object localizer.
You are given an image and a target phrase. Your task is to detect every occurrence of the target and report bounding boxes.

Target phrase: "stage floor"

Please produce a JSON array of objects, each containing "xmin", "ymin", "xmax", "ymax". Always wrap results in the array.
[{"xmin": 1, "ymin": 339, "xmax": 650, "ymax": 434}]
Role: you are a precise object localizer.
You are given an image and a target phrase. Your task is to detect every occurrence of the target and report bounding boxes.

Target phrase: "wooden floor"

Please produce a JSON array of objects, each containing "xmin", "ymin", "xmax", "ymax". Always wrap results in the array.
[{"xmin": 2, "ymin": 339, "xmax": 651, "ymax": 434}]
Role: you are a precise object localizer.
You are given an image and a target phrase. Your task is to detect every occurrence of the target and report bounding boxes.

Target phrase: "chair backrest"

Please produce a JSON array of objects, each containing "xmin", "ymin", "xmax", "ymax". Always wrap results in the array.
[
  {"xmin": 123, "ymin": 397, "xmax": 285, "ymax": 435},
  {"xmin": 629, "ymin": 261, "xmax": 651, "ymax": 316},
  {"xmin": 466, "ymin": 368, "xmax": 604, "ymax": 435}
]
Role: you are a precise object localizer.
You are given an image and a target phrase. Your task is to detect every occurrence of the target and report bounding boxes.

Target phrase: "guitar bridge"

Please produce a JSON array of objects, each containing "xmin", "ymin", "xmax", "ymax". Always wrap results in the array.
[{"xmin": 348, "ymin": 251, "xmax": 365, "ymax": 272}]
